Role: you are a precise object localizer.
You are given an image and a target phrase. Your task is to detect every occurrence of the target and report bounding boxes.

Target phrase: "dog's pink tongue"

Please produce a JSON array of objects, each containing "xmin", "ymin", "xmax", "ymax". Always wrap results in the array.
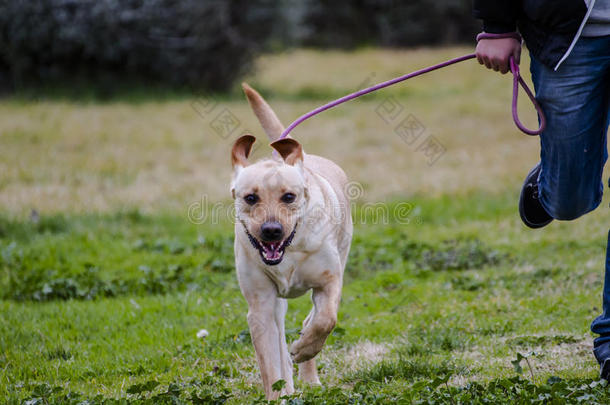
[{"xmin": 262, "ymin": 242, "xmax": 281, "ymax": 260}]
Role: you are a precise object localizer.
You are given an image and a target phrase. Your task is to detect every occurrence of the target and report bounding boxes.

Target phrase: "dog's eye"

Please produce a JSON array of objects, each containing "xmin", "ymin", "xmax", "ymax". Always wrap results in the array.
[
  {"xmin": 281, "ymin": 193, "xmax": 296, "ymax": 203},
  {"xmin": 244, "ymin": 194, "xmax": 259, "ymax": 205}
]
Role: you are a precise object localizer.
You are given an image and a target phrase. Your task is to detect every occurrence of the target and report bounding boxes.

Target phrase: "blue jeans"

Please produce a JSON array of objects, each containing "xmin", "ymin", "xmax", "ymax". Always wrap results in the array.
[{"xmin": 529, "ymin": 36, "xmax": 610, "ymax": 345}]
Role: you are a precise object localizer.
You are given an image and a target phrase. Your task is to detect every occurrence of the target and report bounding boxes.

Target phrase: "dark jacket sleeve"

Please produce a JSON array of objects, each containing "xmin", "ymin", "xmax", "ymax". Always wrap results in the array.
[{"xmin": 472, "ymin": 0, "xmax": 520, "ymax": 33}]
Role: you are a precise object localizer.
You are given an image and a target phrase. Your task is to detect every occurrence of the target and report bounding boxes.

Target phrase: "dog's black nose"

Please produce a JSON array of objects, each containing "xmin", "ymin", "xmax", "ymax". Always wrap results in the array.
[{"xmin": 261, "ymin": 221, "xmax": 283, "ymax": 242}]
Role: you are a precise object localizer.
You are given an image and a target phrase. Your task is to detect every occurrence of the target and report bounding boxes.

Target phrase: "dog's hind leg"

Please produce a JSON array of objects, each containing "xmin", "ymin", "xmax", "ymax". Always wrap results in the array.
[
  {"xmin": 297, "ymin": 308, "xmax": 321, "ymax": 384},
  {"xmin": 274, "ymin": 297, "xmax": 295, "ymax": 393},
  {"xmin": 299, "ymin": 359, "xmax": 320, "ymax": 384}
]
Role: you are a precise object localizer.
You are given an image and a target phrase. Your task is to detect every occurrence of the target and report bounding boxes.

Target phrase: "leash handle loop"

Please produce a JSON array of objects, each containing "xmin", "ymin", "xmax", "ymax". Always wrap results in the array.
[{"xmin": 510, "ymin": 56, "xmax": 546, "ymax": 135}]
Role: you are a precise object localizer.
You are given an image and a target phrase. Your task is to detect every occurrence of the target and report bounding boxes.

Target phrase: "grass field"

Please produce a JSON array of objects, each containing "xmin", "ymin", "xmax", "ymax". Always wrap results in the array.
[{"xmin": 1, "ymin": 47, "xmax": 610, "ymax": 404}]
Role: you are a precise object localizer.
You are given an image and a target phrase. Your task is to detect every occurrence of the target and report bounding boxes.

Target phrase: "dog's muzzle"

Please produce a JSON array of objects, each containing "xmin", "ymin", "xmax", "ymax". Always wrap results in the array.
[{"xmin": 240, "ymin": 220, "xmax": 297, "ymax": 266}]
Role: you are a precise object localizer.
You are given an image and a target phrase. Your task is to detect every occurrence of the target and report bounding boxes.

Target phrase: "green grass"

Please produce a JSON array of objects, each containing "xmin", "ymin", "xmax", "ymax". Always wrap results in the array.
[{"xmin": 2, "ymin": 191, "xmax": 610, "ymax": 404}]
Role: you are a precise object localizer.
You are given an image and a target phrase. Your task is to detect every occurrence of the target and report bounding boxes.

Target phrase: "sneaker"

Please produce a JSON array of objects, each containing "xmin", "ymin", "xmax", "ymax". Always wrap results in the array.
[{"xmin": 519, "ymin": 163, "xmax": 553, "ymax": 229}]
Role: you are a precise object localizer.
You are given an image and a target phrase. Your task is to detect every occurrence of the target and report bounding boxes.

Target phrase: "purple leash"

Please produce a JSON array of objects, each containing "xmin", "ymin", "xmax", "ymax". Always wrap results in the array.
[
  {"xmin": 279, "ymin": 53, "xmax": 546, "ymax": 139},
  {"xmin": 509, "ymin": 56, "xmax": 546, "ymax": 135}
]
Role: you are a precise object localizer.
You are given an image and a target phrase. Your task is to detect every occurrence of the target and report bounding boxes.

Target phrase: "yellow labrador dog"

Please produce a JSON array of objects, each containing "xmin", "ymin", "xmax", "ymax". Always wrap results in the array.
[{"xmin": 230, "ymin": 84, "xmax": 352, "ymax": 399}]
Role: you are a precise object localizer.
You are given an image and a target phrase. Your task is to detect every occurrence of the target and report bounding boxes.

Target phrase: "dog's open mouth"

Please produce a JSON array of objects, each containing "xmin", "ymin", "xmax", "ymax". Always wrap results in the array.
[{"xmin": 241, "ymin": 222, "xmax": 297, "ymax": 266}]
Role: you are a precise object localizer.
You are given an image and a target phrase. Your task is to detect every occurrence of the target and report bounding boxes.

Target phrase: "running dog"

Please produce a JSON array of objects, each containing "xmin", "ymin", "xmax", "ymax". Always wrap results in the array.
[{"xmin": 231, "ymin": 83, "xmax": 352, "ymax": 399}]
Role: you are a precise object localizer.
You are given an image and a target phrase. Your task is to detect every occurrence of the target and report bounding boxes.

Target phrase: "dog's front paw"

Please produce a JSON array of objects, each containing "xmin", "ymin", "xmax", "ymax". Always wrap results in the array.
[{"xmin": 290, "ymin": 337, "xmax": 324, "ymax": 363}]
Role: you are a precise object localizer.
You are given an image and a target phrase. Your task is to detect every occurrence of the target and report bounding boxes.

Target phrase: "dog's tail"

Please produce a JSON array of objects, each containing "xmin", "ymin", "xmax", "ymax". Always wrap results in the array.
[{"xmin": 242, "ymin": 83, "xmax": 285, "ymax": 141}]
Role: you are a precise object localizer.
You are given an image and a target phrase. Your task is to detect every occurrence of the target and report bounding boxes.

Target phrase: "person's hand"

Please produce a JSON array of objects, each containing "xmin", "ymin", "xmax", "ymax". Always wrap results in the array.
[{"xmin": 475, "ymin": 38, "xmax": 521, "ymax": 74}]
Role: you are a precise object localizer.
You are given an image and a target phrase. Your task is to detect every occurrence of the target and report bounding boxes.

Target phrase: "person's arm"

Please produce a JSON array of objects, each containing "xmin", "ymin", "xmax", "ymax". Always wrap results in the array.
[
  {"xmin": 473, "ymin": 0, "xmax": 522, "ymax": 74},
  {"xmin": 472, "ymin": 0, "xmax": 518, "ymax": 33}
]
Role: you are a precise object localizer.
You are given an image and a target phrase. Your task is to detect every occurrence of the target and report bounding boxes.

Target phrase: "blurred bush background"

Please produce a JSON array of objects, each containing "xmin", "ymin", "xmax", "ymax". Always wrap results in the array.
[
  {"xmin": 299, "ymin": 0, "xmax": 478, "ymax": 48},
  {"xmin": 0, "ymin": 0, "xmax": 280, "ymax": 93},
  {"xmin": 0, "ymin": 0, "xmax": 478, "ymax": 94}
]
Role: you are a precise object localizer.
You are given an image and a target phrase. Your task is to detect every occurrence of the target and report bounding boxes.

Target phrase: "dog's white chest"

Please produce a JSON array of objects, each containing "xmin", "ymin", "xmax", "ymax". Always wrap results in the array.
[{"xmin": 263, "ymin": 260, "xmax": 309, "ymax": 298}]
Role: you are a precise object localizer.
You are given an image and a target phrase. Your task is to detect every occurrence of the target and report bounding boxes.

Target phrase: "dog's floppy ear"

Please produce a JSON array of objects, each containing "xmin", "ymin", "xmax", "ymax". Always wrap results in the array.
[
  {"xmin": 270, "ymin": 138, "xmax": 303, "ymax": 166},
  {"xmin": 231, "ymin": 134, "xmax": 256, "ymax": 169},
  {"xmin": 231, "ymin": 135, "xmax": 256, "ymax": 199}
]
